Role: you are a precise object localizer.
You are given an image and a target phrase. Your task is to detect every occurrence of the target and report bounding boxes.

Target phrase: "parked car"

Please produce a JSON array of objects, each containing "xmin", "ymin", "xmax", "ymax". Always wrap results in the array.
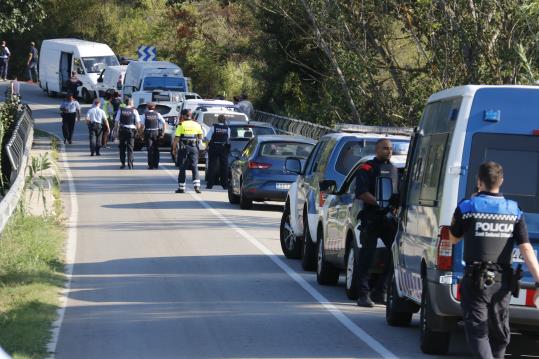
[
  {"xmin": 313, "ymin": 151, "xmax": 407, "ymax": 299},
  {"xmin": 386, "ymin": 85, "xmax": 539, "ymax": 355},
  {"xmin": 228, "ymin": 135, "xmax": 316, "ymax": 209},
  {"xmin": 226, "ymin": 122, "xmax": 277, "ymax": 163},
  {"xmin": 280, "ymin": 128, "xmax": 412, "ymax": 271},
  {"xmin": 134, "ymin": 102, "xmax": 180, "ymax": 150}
]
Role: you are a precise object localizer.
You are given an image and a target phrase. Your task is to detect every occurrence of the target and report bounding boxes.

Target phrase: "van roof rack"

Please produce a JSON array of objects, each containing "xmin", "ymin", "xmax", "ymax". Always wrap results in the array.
[{"xmin": 334, "ymin": 123, "xmax": 413, "ymax": 136}]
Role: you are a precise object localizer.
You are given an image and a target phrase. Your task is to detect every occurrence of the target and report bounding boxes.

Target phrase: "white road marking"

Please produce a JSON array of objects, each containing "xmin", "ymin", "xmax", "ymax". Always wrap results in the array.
[
  {"xmin": 162, "ymin": 166, "xmax": 398, "ymax": 359},
  {"xmin": 46, "ymin": 144, "xmax": 79, "ymax": 359}
]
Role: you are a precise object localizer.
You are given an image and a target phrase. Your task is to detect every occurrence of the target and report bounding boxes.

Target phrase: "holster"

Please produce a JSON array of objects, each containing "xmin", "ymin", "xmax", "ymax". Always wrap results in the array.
[
  {"xmin": 465, "ymin": 262, "xmax": 502, "ymax": 291},
  {"xmin": 510, "ymin": 264, "xmax": 523, "ymax": 298}
]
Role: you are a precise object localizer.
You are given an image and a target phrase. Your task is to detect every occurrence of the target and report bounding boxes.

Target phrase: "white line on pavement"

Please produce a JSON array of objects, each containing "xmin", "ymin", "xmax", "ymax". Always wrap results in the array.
[
  {"xmin": 46, "ymin": 145, "xmax": 79, "ymax": 359},
  {"xmin": 162, "ymin": 166, "xmax": 398, "ymax": 359}
]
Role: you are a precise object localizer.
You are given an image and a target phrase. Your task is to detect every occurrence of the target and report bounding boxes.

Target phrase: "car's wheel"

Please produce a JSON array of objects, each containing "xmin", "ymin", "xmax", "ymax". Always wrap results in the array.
[
  {"xmin": 280, "ymin": 203, "xmax": 302, "ymax": 259},
  {"xmin": 386, "ymin": 272, "xmax": 413, "ymax": 326},
  {"xmin": 316, "ymin": 230, "xmax": 339, "ymax": 285},
  {"xmin": 301, "ymin": 210, "xmax": 317, "ymax": 271},
  {"xmin": 228, "ymin": 176, "xmax": 240, "ymax": 204},
  {"xmin": 420, "ymin": 277, "xmax": 451, "ymax": 354},
  {"xmin": 239, "ymin": 181, "xmax": 252, "ymax": 209},
  {"xmin": 345, "ymin": 241, "xmax": 360, "ymax": 300},
  {"xmin": 82, "ymin": 88, "xmax": 92, "ymax": 104}
]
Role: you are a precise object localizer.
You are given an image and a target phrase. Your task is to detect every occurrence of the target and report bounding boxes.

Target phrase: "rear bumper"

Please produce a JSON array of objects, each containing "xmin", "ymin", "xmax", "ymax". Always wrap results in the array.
[{"xmin": 243, "ymin": 177, "xmax": 294, "ymax": 202}]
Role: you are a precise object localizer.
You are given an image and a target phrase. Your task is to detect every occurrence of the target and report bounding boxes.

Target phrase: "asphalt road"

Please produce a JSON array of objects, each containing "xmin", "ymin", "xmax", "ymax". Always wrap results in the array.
[{"xmin": 8, "ymin": 83, "xmax": 538, "ymax": 358}]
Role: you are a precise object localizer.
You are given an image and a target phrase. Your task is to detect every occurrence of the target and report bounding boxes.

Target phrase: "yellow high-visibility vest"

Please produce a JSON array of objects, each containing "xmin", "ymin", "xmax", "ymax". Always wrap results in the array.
[{"xmin": 176, "ymin": 120, "xmax": 203, "ymax": 139}]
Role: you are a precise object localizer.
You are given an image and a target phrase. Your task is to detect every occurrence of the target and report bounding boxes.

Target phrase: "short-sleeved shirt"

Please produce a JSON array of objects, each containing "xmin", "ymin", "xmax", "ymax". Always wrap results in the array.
[
  {"xmin": 140, "ymin": 110, "xmax": 165, "ymax": 129},
  {"xmin": 450, "ymin": 192, "xmax": 529, "ymax": 265},
  {"xmin": 29, "ymin": 47, "xmax": 38, "ymax": 63},
  {"xmin": 114, "ymin": 107, "xmax": 141, "ymax": 129},
  {"xmin": 175, "ymin": 120, "xmax": 203, "ymax": 139},
  {"xmin": 60, "ymin": 100, "xmax": 80, "ymax": 113},
  {"xmin": 86, "ymin": 106, "xmax": 108, "ymax": 124}
]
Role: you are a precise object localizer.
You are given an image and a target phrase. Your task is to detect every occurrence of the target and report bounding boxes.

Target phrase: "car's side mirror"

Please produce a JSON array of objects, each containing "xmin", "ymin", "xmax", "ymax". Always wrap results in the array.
[
  {"xmin": 319, "ymin": 179, "xmax": 337, "ymax": 194},
  {"xmin": 285, "ymin": 157, "xmax": 302, "ymax": 174},
  {"xmin": 376, "ymin": 176, "xmax": 393, "ymax": 208}
]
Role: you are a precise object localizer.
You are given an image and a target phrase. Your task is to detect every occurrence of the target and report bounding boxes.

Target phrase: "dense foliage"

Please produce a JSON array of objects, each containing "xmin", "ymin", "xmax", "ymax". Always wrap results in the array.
[{"xmin": 3, "ymin": 0, "xmax": 539, "ymax": 126}]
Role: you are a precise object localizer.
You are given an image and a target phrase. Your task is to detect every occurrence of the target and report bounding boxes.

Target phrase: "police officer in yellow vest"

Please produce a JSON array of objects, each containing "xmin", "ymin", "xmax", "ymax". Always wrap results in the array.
[{"xmin": 173, "ymin": 109, "xmax": 203, "ymax": 193}]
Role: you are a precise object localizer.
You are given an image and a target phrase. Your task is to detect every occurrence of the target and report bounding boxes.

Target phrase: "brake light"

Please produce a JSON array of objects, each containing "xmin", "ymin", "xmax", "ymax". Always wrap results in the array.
[
  {"xmin": 319, "ymin": 192, "xmax": 328, "ymax": 207},
  {"xmin": 436, "ymin": 226, "xmax": 453, "ymax": 271},
  {"xmin": 248, "ymin": 161, "xmax": 271, "ymax": 169},
  {"xmin": 533, "ymin": 130, "xmax": 539, "ymax": 136}
]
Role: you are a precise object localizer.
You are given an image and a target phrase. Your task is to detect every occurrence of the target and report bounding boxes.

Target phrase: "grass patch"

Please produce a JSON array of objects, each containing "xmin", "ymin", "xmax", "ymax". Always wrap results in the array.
[{"xmin": 0, "ymin": 210, "xmax": 65, "ymax": 359}]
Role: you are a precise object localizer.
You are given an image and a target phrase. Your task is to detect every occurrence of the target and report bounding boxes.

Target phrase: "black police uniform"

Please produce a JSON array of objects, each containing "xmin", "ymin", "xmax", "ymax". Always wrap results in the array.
[
  {"xmin": 354, "ymin": 157, "xmax": 398, "ymax": 301},
  {"xmin": 143, "ymin": 110, "xmax": 161, "ymax": 169},
  {"xmin": 118, "ymin": 108, "xmax": 137, "ymax": 169},
  {"xmin": 207, "ymin": 123, "xmax": 230, "ymax": 189},
  {"xmin": 450, "ymin": 192, "xmax": 529, "ymax": 359}
]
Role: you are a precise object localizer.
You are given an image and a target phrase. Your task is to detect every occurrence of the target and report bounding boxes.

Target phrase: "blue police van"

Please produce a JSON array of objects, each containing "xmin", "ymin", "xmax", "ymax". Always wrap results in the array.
[{"xmin": 386, "ymin": 85, "xmax": 539, "ymax": 355}]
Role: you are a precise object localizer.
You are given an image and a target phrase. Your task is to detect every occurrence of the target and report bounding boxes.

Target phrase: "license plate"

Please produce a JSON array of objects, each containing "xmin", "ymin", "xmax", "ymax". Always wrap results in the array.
[
  {"xmin": 276, "ymin": 183, "xmax": 291, "ymax": 190},
  {"xmin": 512, "ymin": 247, "xmax": 538, "ymax": 263}
]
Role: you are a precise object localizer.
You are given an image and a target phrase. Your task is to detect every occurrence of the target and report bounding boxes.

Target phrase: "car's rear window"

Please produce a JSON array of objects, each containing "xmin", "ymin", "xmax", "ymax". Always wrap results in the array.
[
  {"xmin": 203, "ymin": 113, "xmax": 247, "ymax": 127},
  {"xmin": 137, "ymin": 104, "xmax": 171, "ymax": 115},
  {"xmin": 259, "ymin": 142, "xmax": 314, "ymax": 159},
  {"xmin": 230, "ymin": 126, "xmax": 275, "ymax": 139}
]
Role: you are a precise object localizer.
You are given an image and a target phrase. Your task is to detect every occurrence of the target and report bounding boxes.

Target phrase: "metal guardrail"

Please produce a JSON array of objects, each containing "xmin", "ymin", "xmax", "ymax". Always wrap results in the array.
[
  {"xmin": 6, "ymin": 104, "xmax": 33, "ymax": 182},
  {"xmin": 253, "ymin": 110, "xmax": 335, "ymax": 140},
  {"xmin": 0, "ymin": 103, "xmax": 34, "ymax": 235}
]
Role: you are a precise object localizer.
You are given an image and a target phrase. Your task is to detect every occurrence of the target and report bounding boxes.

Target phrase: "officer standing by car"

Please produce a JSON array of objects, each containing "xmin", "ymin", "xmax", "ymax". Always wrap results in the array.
[
  {"xmin": 449, "ymin": 161, "xmax": 539, "ymax": 359},
  {"xmin": 354, "ymin": 138, "xmax": 398, "ymax": 307},
  {"xmin": 172, "ymin": 111, "xmax": 203, "ymax": 193},
  {"xmin": 140, "ymin": 102, "xmax": 166, "ymax": 169},
  {"xmin": 114, "ymin": 99, "xmax": 141, "ymax": 169},
  {"xmin": 205, "ymin": 114, "xmax": 230, "ymax": 189}
]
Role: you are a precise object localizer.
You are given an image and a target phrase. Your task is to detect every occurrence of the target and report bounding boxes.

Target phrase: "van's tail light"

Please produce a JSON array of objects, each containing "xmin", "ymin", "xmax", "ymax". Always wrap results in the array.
[
  {"xmin": 436, "ymin": 226, "xmax": 453, "ymax": 271},
  {"xmin": 533, "ymin": 129, "xmax": 539, "ymax": 136},
  {"xmin": 319, "ymin": 192, "xmax": 328, "ymax": 207},
  {"xmin": 248, "ymin": 161, "xmax": 271, "ymax": 169}
]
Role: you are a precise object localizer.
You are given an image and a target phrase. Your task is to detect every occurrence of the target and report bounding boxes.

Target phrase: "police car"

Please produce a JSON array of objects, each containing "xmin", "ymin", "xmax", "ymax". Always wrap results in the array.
[
  {"xmin": 386, "ymin": 85, "xmax": 539, "ymax": 355},
  {"xmin": 280, "ymin": 125, "xmax": 411, "ymax": 271}
]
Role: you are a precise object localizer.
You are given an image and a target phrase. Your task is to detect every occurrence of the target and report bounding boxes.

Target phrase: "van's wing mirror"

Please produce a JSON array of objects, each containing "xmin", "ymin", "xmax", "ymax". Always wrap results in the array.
[
  {"xmin": 319, "ymin": 179, "xmax": 337, "ymax": 194},
  {"xmin": 285, "ymin": 157, "xmax": 302, "ymax": 174},
  {"xmin": 376, "ymin": 176, "xmax": 393, "ymax": 208}
]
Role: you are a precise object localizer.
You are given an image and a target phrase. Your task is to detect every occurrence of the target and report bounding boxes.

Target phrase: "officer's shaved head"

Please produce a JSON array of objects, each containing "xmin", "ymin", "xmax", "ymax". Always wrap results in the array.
[
  {"xmin": 375, "ymin": 139, "xmax": 392, "ymax": 161},
  {"xmin": 478, "ymin": 161, "xmax": 504, "ymax": 191}
]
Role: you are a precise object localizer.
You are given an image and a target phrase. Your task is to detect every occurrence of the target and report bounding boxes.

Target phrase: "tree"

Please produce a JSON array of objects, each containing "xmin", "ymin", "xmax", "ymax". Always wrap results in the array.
[{"xmin": 0, "ymin": 0, "xmax": 46, "ymax": 33}]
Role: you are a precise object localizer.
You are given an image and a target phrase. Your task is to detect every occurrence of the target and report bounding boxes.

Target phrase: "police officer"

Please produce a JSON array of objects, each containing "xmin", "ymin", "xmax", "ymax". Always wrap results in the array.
[
  {"xmin": 355, "ymin": 138, "xmax": 398, "ymax": 307},
  {"xmin": 85, "ymin": 98, "xmax": 109, "ymax": 156},
  {"xmin": 206, "ymin": 114, "xmax": 230, "ymax": 189},
  {"xmin": 140, "ymin": 102, "xmax": 166, "ymax": 169},
  {"xmin": 449, "ymin": 162, "xmax": 539, "ymax": 359},
  {"xmin": 172, "ymin": 111, "xmax": 203, "ymax": 193},
  {"xmin": 114, "ymin": 99, "xmax": 141, "ymax": 169}
]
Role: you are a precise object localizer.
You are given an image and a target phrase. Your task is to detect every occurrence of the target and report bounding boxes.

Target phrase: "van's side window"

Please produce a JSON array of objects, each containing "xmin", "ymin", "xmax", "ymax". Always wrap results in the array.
[
  {"xmin": 73, "ymin": 58, "xmax": 84, "ymax": 75},
  {"xmin": 311, "ymin": 141, "xmax": 328, "ymax": 174},
  {"xmin": 419, "ymin": 134, "xmax": 448, "ymax": 205}
]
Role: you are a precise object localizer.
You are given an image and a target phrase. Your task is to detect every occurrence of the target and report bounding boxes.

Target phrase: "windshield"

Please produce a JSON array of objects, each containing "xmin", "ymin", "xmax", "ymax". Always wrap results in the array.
[
  {"xmin": 260, "ymin": 142, "xmax": 314, "ymax": 159},
  {"xmin": 82, "ymin": 56, "xmax": 119, "ymax": 74},
  {"xmin": 230, "ymin": 139, "xmax": 249, "ymax": 153},
  {"xmin": 202, "ymin": 113, "xmax": 247, "ymax": 126},
  {"xmin": 142, "ymin": 77, "xmax": 186, "ymax": 92},
  {"xmin": 335, "ymin": 139, "xmax": 409, "ymax": 175},
  {"xmin": 230, "ymin": 126, "xmax": 275, "ymax": 139}
]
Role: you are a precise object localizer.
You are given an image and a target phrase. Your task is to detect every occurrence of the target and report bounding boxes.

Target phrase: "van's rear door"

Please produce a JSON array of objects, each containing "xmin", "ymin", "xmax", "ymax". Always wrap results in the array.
[{"xmin": 466, "ymin": 133, "xmax": 539, "ymax": 305}]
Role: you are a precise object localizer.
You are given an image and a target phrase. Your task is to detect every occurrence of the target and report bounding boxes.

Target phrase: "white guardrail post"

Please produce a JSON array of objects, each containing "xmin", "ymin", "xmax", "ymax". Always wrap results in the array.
[{"xmin": 0, "ymin": 104, "xmax": 34, "ymax": 235}]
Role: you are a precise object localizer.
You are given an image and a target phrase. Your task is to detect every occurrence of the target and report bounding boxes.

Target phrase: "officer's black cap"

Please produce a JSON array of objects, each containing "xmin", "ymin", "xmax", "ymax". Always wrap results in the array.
[{"xmin": 181, "ymin": 109, "xmax": 190, "ymax": 117}]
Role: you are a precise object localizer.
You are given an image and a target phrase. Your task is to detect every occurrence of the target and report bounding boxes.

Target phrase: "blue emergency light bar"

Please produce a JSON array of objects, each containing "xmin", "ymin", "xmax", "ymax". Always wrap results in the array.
[{"xmin": 484, "ymin": 109, "xmax": 501, "ymax": 122}]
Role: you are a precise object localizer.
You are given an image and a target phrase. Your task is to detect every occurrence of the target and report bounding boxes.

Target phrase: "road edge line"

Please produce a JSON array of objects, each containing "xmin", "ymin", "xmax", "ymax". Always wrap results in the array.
[
  {"xmin": 46, "ymin": 144, "xmax": 78, "ymax": 359},
  {"xmin": 162, "ymin": 167, "xmax": 398, "ymax": 359}
]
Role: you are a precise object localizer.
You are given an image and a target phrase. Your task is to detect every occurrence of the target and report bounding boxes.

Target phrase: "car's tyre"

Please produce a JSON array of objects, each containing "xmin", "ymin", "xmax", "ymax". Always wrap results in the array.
[
  {"xmin": 228, "ymin": 177, "xmax": 240, "ymax": 204},
  {"xmin": 301, "ymin": 210, "xmax": 317, "ymax": 271},
  {"xmin": 386, "ymin": 272, "xmax": 413, "ymax": 326},
  {"xmin": 316, "ymin": 231, "xmax": 339, "ymax": 285},
  {"xmin": 82, "ymin": 88, "xmax": 92, "ymax": 104},
  {"xmin": 420, "ymin": 277, "xmax": 451, "ymax": 354},
  {"xmin": 280, "ymin": 203, "xmax": 302, "ymax": 259},
  {"xmin": 239, "ymin": 182, "xmax": 252, "ymax": 209},
  {"xmin": 345, "ymin": 241, "xmax": 361, "ymax": 300}
]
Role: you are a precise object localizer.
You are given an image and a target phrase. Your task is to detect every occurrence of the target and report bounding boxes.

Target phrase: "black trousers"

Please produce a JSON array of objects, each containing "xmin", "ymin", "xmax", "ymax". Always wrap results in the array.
[
  {"xmin": 460, "ymin": 276, "xmax": 511, "ymax": 359},
  {"xmin": 0, "ymin": 58, "xmax": 8, "ymax": 79},
  {"xmin": 88, "ymin": 122, "xmax": 103, "ymax": 155},
  {"xmin": 119, "ymin": 128, "xmax": 136, "ymax": 167},
  {"xmin": 357, "ymin": 214, "xmax": 397, "ymax": 296},
  {"xmin": 207, "ymin": 143, "xmax": 228, "ymax": 187},
  {"xmin": 177, "ymin": 144, "xmax": 199, "ymax": 189},
  {"xmin": 61, "ymin": 112, "xmax": 77, "ymax": 143},
  {"xmin": 145, "ymin": 131, "xmax": 160, "ymax": 168}
]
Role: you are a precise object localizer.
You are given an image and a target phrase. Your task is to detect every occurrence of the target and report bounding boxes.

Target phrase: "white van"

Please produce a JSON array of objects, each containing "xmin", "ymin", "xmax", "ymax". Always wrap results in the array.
[
  {"xmin": 39, "ymin": 38, "xmax": 119, "ymax": 102},
  {"xmin": 123, "ymin": 61, "xmax": 189, "ymax": 103},
  {"xmin": 95, "ymin": 65, "xmax": 127, "ymax": 97}
]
